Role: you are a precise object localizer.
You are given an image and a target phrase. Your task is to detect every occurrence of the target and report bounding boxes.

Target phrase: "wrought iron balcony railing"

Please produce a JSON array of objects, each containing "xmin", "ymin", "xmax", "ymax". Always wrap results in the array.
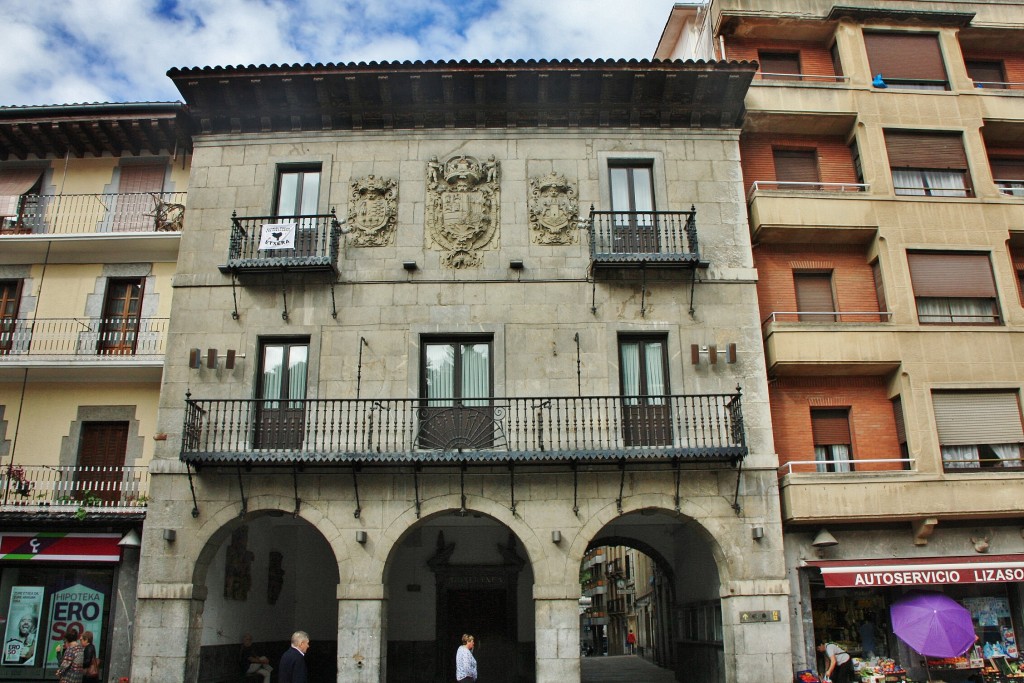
[
  {"xmin": 0, "ymin": 317, "xmax": 167, "ymax": 359},
  {"xmin": 0, "ymin": 192, "xmax": 186, "ymax": 235},
  {"xmin": 222, "ymin": 212, "xmax": 342, "ymax": 273},
  {"xmin": 746, "ymin": 181, "xmax": 869, "ymax": 201},
  {"xmin": 181, "ymin": 392, "xmax": 746, "ymax": 465},
  {"xmin": 0, "ymin": 465, "xmax": 149, "ymax": 512},
  {"xmin": 588, "ymin": 210, "xmax": 701, "ymax": 267}
]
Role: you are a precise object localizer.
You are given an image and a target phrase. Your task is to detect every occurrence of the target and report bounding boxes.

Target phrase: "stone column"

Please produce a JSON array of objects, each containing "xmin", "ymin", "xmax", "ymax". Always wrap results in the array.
[
  {"xmin": 130, "ymin": 582, "xmax": 203, "ymax": 682},
  {"xmin": 720, "ymin": 580, "xmax": 792, "ymax": 683},
  {"xmin": 337, "ymin": 584, "xmax": 384, "ymax": 683},
  {"xmin": 109, "ymin": 543, "xmax": 139, "ymax": 682},
  {"xmin": 534, "ymin": 584, "xmax": 581, "ymax": 683}
]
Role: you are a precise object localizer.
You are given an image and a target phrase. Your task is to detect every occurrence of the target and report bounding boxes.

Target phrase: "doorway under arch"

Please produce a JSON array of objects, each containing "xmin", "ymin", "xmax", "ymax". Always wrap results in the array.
[
  {"xmin": 191, "ymin": 511, "xmax": 340, "ymax": 682},
  {"xmin": 385, "ymin": 510, "xmax": 535, "ymax": 683}
]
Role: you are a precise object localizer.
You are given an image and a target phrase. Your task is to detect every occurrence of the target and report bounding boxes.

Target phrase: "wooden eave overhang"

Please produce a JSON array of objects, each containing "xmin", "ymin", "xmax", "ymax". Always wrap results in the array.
[
  {"xmin": 167, "ymin": 58, "xmax": 756, "ymax": 135},
  {"xmin": 0, "ymin": 102, "xmax": 188, "ymax": 161}
]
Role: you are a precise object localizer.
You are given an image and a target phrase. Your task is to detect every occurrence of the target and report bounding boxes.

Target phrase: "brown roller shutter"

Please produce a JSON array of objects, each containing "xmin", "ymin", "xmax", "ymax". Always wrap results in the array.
[
  {"xmin": 932, "ymin": 392, "xmax": 1024, "ymax": 445},
  {"xmin": 864, "ymin": 33, "xmax": 947, "ymax": 82},
  {"xmin": 991, "ymin": 159, "xmax": 1024, "ymax": 181},
  {"xmin": 966, "ymin": 60, "xmax": 1006, "ymax": 87},
  {"xmin": 794, "ymin": 272, "xmax": 836, "ymax": 321},
  {"xmin": 759, "ymin": 52, "xmax": 801, "ymax": 78},
  {"xmin": 908, "ymin": 252, "xmax": 995, "ymax": 298},
  {"xmin": 885, "ymin": 131, "xmax": 966, "ymax": 170},
  {"xmin": 812, "ymin": 409, "xmax": 852, "ymax": 445},
  {"xmin": 892, "ymin": 397, "xmax": 906, "ymax": 445},
  {"xmin": 774, "ymin": 150, "xmax": 820, "ymax": 184}
]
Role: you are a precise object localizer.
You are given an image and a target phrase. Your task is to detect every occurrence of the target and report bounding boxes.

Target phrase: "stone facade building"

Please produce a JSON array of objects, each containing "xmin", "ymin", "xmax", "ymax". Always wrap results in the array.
[{"xmin": 130, "ymin": 58, "xmax": 793, "ymax": 682}]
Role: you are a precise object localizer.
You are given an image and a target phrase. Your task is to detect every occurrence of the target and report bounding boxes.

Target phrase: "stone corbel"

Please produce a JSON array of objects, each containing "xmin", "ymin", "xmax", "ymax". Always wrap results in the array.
[{"xmin": 912, "ymin": 517, "xmax": 939, "ymax": 546}]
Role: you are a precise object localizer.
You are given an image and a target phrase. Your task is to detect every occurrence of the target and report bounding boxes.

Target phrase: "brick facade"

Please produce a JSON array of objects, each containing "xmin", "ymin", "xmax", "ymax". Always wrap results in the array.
[{"xmin": 740, "ymin": 133, "xmax": 859, "ymax": 193}]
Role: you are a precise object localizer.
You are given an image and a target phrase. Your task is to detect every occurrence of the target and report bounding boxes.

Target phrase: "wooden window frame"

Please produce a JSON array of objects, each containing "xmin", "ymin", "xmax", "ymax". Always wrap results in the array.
[
  {"xmin": 0, "ymin": 279, "xmax": 22, "ymax": 354},
  {"xmin": 908, "ymin": 251, "xmax": 1001, "ymax": 325},
  {"xmin": 274, "ymin": 165, "xmax": 322, "ymax": 217},
  {"xmin": 97, "ymin": 277, "xmax": 144, "ymax": 355}
]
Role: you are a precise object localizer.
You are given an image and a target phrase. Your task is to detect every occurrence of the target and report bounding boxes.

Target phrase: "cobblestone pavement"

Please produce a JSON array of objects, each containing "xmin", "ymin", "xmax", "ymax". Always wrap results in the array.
[{"xmin": 580, "ymin": 654, "xmax": 677, "ymax": 682}]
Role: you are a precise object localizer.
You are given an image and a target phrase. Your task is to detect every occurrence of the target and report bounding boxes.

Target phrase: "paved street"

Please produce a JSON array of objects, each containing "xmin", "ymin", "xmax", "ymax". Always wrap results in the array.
[{"xmin": 581, "ymin": 655, "xmax": 677, "ymax": 682}]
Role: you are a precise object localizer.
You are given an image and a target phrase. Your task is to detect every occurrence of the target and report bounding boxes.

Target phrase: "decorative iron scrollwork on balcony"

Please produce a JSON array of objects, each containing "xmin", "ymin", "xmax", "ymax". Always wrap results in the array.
[{"xmin": 416, "ymin": 404, "xmax": 509, "ymax": 451}]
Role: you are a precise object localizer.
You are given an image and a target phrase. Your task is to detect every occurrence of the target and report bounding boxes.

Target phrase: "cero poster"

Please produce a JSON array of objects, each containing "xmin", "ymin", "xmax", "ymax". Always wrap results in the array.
[{"xmin": 45, "ymin": 585, "xmax": 104, "ymax": 668}]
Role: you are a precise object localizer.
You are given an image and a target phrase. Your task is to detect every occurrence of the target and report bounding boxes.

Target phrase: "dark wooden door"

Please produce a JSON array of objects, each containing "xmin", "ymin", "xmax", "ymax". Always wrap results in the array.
[
  {"xmin": 0, "ymin": 280, "xmax": 21, "ymax": 353},
  {"xmin": 419, "ymin": 340, "xmax": 493, "ymax": 450},
  {"xmin": 255, "ymin": 340, "xmax": 308, "ymax": 449},
  {"xmin": 77, "ymin": 421, "xmax": 128, "ymax": 503}
]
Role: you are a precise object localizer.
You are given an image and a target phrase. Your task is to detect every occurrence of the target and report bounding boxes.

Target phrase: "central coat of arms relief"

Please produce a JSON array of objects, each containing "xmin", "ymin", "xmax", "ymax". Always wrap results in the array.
[
  {"xmin": 348, "ymin": 174, "xmax": 398, "ymax": 247},
  {"xmin": 425, "ymin": 155, "xmax": 500, "ymax": 268},
  {"xmin": 528, "ymin": 172, "xmax": 579, "ymax": 245}
]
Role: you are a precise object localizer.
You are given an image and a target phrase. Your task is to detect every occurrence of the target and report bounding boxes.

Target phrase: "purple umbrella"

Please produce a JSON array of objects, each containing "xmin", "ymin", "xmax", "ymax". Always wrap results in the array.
[{"xmin": 890, "ymin": 591, "xmax": 977, "ymax": 658}]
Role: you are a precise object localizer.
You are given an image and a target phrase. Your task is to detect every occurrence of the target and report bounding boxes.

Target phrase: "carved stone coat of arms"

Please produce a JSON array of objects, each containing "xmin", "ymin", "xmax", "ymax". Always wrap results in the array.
[
  {"xmin": 528, "ymin": 172, "xmax": 579, "ymax": 245},
  {"xmin": 425, "ymin": 155, "xmax": 500, "ymax": 268},
  {"xmin": 348, "ymin": 175, "xmax": 398, "ymax": 247}
]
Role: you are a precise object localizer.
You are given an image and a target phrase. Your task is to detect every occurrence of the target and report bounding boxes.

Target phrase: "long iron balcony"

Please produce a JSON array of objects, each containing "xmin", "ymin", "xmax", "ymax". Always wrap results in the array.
[
  {"xmin": 588, "ymin": 210, "xmax": 703, "ymax": 269},
  {"xmin": 0, "ymin": 192, "xmax": 186, "ymax": 235},
  {"xmin": 221, "ymin": 212, "xmax": 342, "ymax": 274},
  {"xmin": 0, "ymin": 465, "xmax": 149, "ymax": 513},
  {"xmin": 0, "ymin": 317, "xmax": 167, "ymax": 359},
  {"xmin": 181, "ymin": 392, "xmax": 746, "ymax": 465}
]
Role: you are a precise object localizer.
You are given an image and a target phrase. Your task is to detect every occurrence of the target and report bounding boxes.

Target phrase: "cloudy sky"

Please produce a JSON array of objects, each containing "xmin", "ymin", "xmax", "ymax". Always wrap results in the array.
[{"xmin": 0, "ymin": 0, "xmax": 685, "ymax": 107}]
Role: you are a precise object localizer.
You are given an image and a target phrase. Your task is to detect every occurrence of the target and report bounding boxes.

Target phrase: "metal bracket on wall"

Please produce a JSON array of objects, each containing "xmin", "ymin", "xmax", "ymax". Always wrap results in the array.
[
  {"xmin": 689, "ymin": 270, "xmax": 699, "ymax": 318},
  {"xmin": 459, "ymin": 463, "xmax": 467, "ymax": 516},
  {"xmin": 640, "ymin": 266, "xmax": 647, "ymax": 318},
  {"xmin": 330, "ymin": 279, "xmax": 338, "ymax": 319},
  {"xmin": 236, "ymin": 467, "xmax": 247, "ymax": 517},
  {"xmin": 291, "ymin": 466, "xmax": 301, "ymax": 516},
  {"xmin": 352, "ymin": 464, "xmax": 362, "ymax": 519},
  {"xmin": 280, "ymin": 272, "xmax": 289, "ymax": 321},
  {"xmin": 616, "ymin": 460, "xmax": 626, "ymax": 514},
  {"xmin": 673, "ymin": 458, "xmax": 681, "ymax": 512},
  {"xmin": 572, "ymin": 462, "xmax": 580, "ymax": 516},
  {"xmin": 230, "ymin": 272, "xmax": 240, "ymax": 320},
  {"xmin": 413, "ymin": 464, "xmax": 422, "ymax": 518},
  {"xmin": 508, "ymin": 462, "xmax": 517, "ymax": 516},
  {"xmin": 186, "ymin": 462, "xmax": 200, "ymax": 518},
  {"xmin": 731, "ymin": 458, "xmax": 744, "ymax": 516}
]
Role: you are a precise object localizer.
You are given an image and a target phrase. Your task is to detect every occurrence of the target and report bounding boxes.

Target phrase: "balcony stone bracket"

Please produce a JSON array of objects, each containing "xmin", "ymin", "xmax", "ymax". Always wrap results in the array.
[{"xmin": 913, "ymin": 517, "xmax": 939, "ymax": 546}]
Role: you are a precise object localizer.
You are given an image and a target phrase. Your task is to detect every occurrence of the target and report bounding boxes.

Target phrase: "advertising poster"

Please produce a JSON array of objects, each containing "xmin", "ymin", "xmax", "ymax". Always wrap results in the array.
[
  {"xmin": 2, "ymin": 585, "xmax": 44, "ymax": 666},
  {"xmin": 44, "ymin": 585, "xmax": 104, "ymax": 668}
]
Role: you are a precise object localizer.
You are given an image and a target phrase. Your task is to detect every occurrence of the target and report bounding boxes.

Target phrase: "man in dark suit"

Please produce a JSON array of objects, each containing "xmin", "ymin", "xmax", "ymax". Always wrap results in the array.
[{"xmin": 278, "ymin": 631, "xmax": 310, "ymax": 683}]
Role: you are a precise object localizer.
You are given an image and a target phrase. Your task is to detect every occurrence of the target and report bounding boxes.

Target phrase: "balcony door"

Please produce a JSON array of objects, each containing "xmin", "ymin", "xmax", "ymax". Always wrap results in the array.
[
  {"xmin": 419, "ymin": 338, "xmax": 493, "ymax": 450},
  {"xmin": 609, "ymin": 164, "xmax": 658, "ymax": 253},
  {"xmin": 113, "ymin": 163, "xmax": 165, "ymax": 231},
  {"xmin": 97, "ymin": 278, "xmax": 143, "ymax": 355},
  {"xmin": 0, "ymin": 280, "xmax": 21, "ymax": 354},
  {"xmin": 275, "ymin": 166, "xmax": 321, "ymax": 257},
  {"xmin": 256, "ymin": 340, "xmax": 308, "ymax": 450},
  {"xmin": 77, "ymin": 421, "xmax": 128, "ymax": 504},
  {"xmin": 619, "ymin": 336, "xmax": 672, "ymax": 447}
]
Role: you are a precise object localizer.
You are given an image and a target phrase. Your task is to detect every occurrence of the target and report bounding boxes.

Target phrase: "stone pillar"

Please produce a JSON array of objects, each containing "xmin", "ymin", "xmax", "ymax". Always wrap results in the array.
[
  {"xmin": 337, "ymin": 584, "xmax": 384, "ymax": 683},
  {"xmin": 109, "ymin": 543, "xmax": 139, "ymax": 682},
  {"xmin": 720, "ymin": 581, "xmax": 792, "ymax": 683},
  {"xmin": 534, "ymin": 585, "xmax": 580, "ymax": 683},
  {"xmin": 130, "ymin": 582, "xmax": 203, "ymax": 683}
]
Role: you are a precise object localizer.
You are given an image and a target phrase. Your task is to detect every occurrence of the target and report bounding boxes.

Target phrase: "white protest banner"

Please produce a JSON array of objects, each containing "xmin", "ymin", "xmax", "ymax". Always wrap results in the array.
[{"xmin": 258, "ymin": 222, "xmax": 297, "ymax": 250}]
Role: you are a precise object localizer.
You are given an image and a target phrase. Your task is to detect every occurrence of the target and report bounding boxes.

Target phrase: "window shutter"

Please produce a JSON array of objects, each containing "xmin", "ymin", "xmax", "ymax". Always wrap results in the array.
[
  {"xmin": 885, "ymin": 131, "xmax": 967, "ymax": 170},
  {"xmin": 864, "ymin": 33, "xmax": 947, "ymax": 82},
  {"xmin": 794, "ymin": 272, "xmax": 835, "ymax": 321},
  {"xmin": 892, "ymin": 397, "xmax": 906, "ymax": 445},
  {"xmin": 871, "ymin": 260, "xmax": 888, "ymax": 313},
  {"xmin": 77, "ymin": 422, "xmax": 129, "ymax": 468},
  {"xmin": 908, "ymin": 252, "xmax": 995, "ymax": 298},
  {"xmin": 773, "ymin": 150, "xmax": 820, "ymax": 183},
  {"xmin": 991, "ymin": 159, "xmax": 1024, "ymax": 181},
  {"xmin": 759, "ymin": 52, "xmax": 801, "ymax": 77},
  {"xmin": 932, "ymin": 392, "xmax": 1024, "ymax": 445},
  {"xmin": 966, "ymin": 61, "xmax": 1005, "ymax": 86},
  {"xmin": 812, "ymin": 409, "xmax": 852, "ymax": 445}
]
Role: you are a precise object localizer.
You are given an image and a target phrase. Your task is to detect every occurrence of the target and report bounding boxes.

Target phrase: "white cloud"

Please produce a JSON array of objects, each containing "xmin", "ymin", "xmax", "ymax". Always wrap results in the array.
[{"xmin": 0, "ymin": 0, "xmax": 680, "ymax": 106}]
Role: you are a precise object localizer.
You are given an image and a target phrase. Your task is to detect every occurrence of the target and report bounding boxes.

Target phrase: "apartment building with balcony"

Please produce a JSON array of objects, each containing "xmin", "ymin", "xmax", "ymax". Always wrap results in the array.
[
  {"xmin": 659, "ymin": 1, "xmax": 1024, "ymax": 680},
  {"xmin": 130, "ymin": 57, "xmax": 793, "ymax": 683},
  {"xmin": 0, "ymin": 102, "xmax": 188, "ymax": 681}
]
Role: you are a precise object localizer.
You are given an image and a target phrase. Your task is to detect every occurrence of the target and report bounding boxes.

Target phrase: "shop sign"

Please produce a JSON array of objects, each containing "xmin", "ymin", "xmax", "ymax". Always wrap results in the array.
[
  {"xmin": 44, "ymin": 584, "xmax": 104, "ymax": 668},
  {"xmin": 0, "ymin": 533, "xmax": 122, "ymax": 563},
  {"xmin": 808, "ymin": 555, "xmax": 1024, "ymax": 588},
  {"xmin": 2, "ymin": 586, "xmax": 43, "ymax": 666}
]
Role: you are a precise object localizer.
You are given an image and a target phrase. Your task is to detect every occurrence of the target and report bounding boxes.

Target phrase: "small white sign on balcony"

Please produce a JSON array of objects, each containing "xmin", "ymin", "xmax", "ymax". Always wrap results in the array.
[{"xmin": 258, "ymin": 222, "xmax": 297, "ymax": 250}]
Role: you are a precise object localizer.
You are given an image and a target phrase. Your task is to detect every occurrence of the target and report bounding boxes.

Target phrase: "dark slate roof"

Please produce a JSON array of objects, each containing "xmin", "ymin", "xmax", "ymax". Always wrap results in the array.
[{"xmin": 167, "ymin": 58, "xmax": 756, "ymax": 135}]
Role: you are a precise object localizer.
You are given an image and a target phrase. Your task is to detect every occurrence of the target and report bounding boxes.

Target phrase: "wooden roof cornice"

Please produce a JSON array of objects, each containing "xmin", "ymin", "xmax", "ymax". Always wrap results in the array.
[{"xmin": 167, "ymin": 58, "xmax": 756, "ymax": 135}]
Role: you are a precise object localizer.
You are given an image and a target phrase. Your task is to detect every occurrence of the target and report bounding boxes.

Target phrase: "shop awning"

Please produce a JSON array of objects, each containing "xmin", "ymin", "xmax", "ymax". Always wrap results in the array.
[
  {"xmin": 0, "ymin": 168, "xmax": 43, "ymax": 216},
  {"xmin": 805, "ymin": 554, "xmax": 1024, "ymax": 588}
]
